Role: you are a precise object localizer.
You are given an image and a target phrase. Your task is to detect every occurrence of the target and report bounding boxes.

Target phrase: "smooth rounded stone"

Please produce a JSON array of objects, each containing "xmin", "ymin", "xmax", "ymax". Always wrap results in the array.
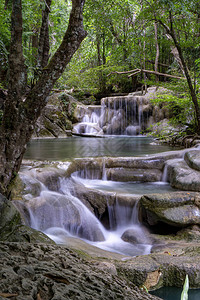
[
  {"xmin": 70, "ymin": 180, "xmax": 113, "ymax": 215},
  {"xmin": 184, "ymin": 150, "xmax": 200, "ymax": 171},
  {"xmin": 140, "ymin": 192, "xmax": 200, "ymax": 227},
  {"xmin": 166, "ymin": 158, "xmax": 200, "ymax": 191},
  {"xmin": 107, "ymin": 168, "xmax": 162, "ymax": 182},
  {"xmin": 121, "ymin": 227, "xmax": 151, "ymax": 245},
  {"xmin": 19, "ymin": 167, "xmax": 65, "ymax": 195},
  {"xmin": 0, "ymin": 242, "xmax": 161, "ymax": 300}
]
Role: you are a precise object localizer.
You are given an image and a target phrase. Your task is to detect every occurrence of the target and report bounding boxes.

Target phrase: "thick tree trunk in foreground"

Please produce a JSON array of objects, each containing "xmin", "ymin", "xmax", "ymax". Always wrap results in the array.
[{"xmin": 0, "ymin": 0, "xmax": 86, "ymax": 196}]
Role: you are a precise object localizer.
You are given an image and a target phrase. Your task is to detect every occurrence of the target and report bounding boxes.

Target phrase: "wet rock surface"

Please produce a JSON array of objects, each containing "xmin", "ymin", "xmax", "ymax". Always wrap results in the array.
[
  {"xmin": 0, "ymin": 194, "xmax": 53, "ymax": 244},
  {"xmin": 140, "ymin": 191, "xmax": 200, "ymax": 227},
  {"xmin": 184, "ymin": 150, "xmax": 200, "ymax": 171},
  {"xmin": 5, "ymin": 147, "xmax": 200, "ymax": 298},
  {"xmin": 167, "ymin": 158, "xmax": 200, "ymax": 191},
  {"xmin": 0, "ymin": 242, "xmax": 161, "ymax": 300},
  {"xmin": 107, "ymin": 168, "xmax": 162, "ymax": 182}
]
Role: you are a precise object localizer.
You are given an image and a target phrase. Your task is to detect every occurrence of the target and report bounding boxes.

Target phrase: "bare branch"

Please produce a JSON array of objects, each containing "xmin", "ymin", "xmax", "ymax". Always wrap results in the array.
[
  {"xmin": 107, "ymin": 69, "xmax": 140, "ymax": 76},
  {"xmin": 129, "ymin": 69, "xmax": 186, "ymax": 80}
]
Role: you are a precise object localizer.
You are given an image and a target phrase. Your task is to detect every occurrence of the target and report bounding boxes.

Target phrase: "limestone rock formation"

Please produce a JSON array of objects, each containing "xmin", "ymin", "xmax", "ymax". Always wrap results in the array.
[
  {"xmin": 184, "ymin": 149, "xmax": 200, "ymax": 171},
  {"xmin": 165, "ymin": 150, "xmax": 200, "ymax": 192},
  {"xmin": 33, "ymin": 92, "xmax": 79, "ymax": 137},
  {"xmin": 140, "ymin": 192, "xmax": 200, "ymax": 227},
  {"xmin": 0, "ymin": 242, "xmax": 161, "ymax": 300}
]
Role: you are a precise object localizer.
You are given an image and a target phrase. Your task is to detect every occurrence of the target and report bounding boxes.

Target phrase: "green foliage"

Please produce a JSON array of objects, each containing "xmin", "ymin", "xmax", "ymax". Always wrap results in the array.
[
  {"xmin": 1, "ymin": 0, "xmax": 200, "ymax": 133},
  {"xmin": 181, "ymin": 275, "xmax": 189, "ymax": 300},
  {"xmin": 150, "ymin": 91, "xmax": 196, "ymax": 128}
]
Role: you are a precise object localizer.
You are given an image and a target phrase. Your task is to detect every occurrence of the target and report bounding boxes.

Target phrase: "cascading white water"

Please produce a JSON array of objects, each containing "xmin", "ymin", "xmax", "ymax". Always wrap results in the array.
[
  {"xmin": 18, "ymin": 168, "xmax": 106, "ymax": 243},
  {"xmin": 17, "ymin": 165, "xmax": 152, "ymax": 256},
  {"xmin": 162, "ymin": 164, "xmax": 169, "ymax": 182},
  {"xmin": 73, "ymin": 95, "xmax": 151, "ymax": 136}
]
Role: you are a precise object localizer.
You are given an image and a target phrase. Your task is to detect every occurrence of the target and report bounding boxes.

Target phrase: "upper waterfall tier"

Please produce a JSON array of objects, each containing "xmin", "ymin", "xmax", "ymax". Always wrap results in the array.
[{"xmin": 73, "ymin": 95, "xmax": 155, "ymax": 136}]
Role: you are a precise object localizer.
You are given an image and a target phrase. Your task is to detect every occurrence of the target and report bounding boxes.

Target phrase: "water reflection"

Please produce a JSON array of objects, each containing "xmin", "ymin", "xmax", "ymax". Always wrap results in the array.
[
  {"xmin": 25, "ymin": 136, "xmax": 176, "ymax": 161},
  {"xmin": 151, "ymin": 286, "xmax": 200, "ymax": 300}
]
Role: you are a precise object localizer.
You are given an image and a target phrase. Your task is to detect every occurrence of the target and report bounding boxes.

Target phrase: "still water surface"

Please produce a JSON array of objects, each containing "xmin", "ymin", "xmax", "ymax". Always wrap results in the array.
[
  {"xmin": 24, "ymin": 136, "xmax": 175, "ymax": 160},
  {"xmin": 151, "ymin": 286, "xmax": 200, "ymax": 300}
]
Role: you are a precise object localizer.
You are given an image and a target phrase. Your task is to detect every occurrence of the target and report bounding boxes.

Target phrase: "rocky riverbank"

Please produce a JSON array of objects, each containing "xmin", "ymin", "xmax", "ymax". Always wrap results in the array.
[
  {"xmin": 0, "ymin": 241, "xmax": 163, "ymax": 300},
  {"xmin": 2, "ymin": 145, "xmax": 200, "ymax": 298}
]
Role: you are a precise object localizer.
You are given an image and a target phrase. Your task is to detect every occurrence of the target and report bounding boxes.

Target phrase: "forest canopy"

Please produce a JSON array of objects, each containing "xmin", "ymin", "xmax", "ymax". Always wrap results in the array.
[{"xmin": 1, "ymin": 0, "xmax": 200, "ymax": 93}]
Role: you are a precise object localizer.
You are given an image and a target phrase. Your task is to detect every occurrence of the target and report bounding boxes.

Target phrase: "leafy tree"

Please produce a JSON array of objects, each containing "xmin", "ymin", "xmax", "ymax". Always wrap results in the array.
[
  {"xmin": 146, "ymin": 0, "xmax": 200, "ymax": 132},
  {"xmin": 0, "ymin": 0, "xmax": 86, "ymax": 196}
]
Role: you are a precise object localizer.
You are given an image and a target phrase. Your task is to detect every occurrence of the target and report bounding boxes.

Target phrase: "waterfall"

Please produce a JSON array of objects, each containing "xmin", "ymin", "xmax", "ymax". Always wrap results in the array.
[
  {"xmin": 16, "ymin": 166, "xmax": 152, "ymax": 256},
  {"xmin": 162, "ymin": 164, "xmax": 169, "ymax": 182},
  {"xmin": 73, "ymin": 95, "xmax": 151, "ymax": 136},
  {"xmin": 102, "ymin": 158, "xmax": 107, "ymax": 181},
  {"xmin": 17, "ymin": 168, "xmax": 106, "ymax": 243}
]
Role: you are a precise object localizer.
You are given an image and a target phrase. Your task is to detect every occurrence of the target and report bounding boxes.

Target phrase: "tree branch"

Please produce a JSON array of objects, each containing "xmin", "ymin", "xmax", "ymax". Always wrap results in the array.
[
  {"xmin": 128, "ymin": 69, "xmax": 186, "ymax": 80},
  {"xmin": 107, "ymin": 69, "xmax": 140, "ymax": 76},
  {"xmin": 108, "ymin": 68, "xmax": 186, "ymax": 80},
  {"xmin": 24, "ymin": 0, "xmax": 87, "ymax": 120}
]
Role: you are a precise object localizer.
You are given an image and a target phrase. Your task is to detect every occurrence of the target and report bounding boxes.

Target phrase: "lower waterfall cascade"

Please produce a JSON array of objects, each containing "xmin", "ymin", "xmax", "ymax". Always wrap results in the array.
[{"xmin": 15, "ymin": 164, "xmax": 153, "ymax": 257}]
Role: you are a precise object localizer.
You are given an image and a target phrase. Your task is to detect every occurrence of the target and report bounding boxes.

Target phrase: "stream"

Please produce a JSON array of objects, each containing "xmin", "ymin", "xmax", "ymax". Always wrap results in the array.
[
  {"xmin": 21, "ymin": 136, "xmax": 200, "ymax": 299},
  {"xmin": 20, "ymin": 136, "xmax": 177, "ymax": 257},
  {"xmin": 19, "ymin": 93, "xmax": 200, "ymax": 299}
]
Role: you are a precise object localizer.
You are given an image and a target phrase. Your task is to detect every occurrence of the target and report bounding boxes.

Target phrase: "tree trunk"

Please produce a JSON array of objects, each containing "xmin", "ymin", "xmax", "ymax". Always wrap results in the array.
[
  {"xmin": 157, "ymin": 12, "xmax": 200, "ymax": 134},
  {"xmin": 37, "ymin": 0, "xmax": 52, "ymax": 70},
  {"xmin": 0, "ymin": 0, "xmax": 86, "ymax": 196},
  {"xmin": 154, "ymin": 21, "xmax": 159, "ymax": 82}
]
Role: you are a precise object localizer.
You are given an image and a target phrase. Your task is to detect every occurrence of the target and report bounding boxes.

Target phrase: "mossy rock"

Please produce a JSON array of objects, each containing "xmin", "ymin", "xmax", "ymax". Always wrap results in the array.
[{"xmin": 0, "ymin": 193, "xmax": 54, "ymax": 244}]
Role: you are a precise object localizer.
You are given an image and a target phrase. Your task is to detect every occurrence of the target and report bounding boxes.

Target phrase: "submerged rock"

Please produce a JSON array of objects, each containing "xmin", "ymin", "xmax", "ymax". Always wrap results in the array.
[{"xmin": 121, "ymin": 227, "xmax": 151, "ymax": 245}]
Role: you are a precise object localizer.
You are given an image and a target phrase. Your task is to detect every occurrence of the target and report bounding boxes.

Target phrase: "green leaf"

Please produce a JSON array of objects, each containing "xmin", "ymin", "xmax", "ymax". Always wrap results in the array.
[{"xmin": 181, "ymin": 275, "xmax": 189, "ymax": 300}]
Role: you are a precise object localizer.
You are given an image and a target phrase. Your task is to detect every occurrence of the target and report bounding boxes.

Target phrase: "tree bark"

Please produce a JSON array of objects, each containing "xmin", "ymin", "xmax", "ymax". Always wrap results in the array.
[
  {"xmin": 0, "ymin": 0, "xmax": 86, "ymax": 196},
  {"xmin": 37, "ymin": 0, "xmax": 52, "ymax": 70}
]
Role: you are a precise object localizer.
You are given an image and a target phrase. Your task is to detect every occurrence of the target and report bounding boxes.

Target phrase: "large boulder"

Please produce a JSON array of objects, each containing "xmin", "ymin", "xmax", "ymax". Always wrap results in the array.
[
  {"xmin": 166, "ymin": 158, "xmax": 200, "ymax": 191},
  {"xmin": 0, "ymin": 193, "xmax": 54, "ymax": 243},
  {"xmin": 184, "ymin": 149, "xmax": 200, "ymax": 171},
  {"xmin": 17, "ymin": 190, "xmax": 105, "ymax": 242},
  {"xmin": 121, "ymin": 227, "xmax": 151, "ymax": 245},
  {"xmin": 33, "ymin": 92, "xmax": 81, "ymax": 137},
  {"xmin": 140, "ymin": 192, "xmax": 200, "ymax": 227}
]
